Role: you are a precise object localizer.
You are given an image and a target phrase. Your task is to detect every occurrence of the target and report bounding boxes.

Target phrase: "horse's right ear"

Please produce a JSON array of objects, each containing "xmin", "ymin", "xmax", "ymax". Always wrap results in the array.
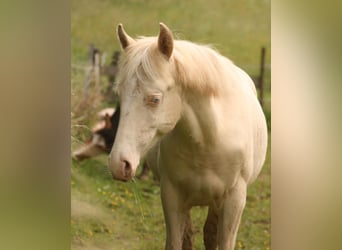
[{"xmin": 117, "ymin": 24, "xmax": 135, "ymax": 50}]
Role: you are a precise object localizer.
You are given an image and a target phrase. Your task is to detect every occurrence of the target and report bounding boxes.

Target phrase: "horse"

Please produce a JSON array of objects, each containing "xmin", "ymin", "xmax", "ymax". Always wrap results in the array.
[
  {"xmin": 108, "ymin": 23, "xmax": 268, "ymax": 250},
  {"xmin": 73, "ymin": 107, "xmax": 120, "ymax": 160}
]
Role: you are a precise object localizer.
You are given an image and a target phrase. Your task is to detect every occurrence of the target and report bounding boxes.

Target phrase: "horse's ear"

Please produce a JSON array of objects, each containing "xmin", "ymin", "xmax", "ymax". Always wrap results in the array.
[
  {"xmin": 104, "ymin": 113, "xmax": 112, "ymax": 129},
  {"xmin": 158, "ymin": 23, "xmax": 173, "ymax": 59},
  {"xmin": 117, "ymin": 23, "xmax": 135, "ymax": 50}
]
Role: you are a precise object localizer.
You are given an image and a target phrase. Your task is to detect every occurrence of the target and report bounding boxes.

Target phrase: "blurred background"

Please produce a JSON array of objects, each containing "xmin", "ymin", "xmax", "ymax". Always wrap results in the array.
[
  {"xmin": 71, "ymin": 0, "xmax": 271, "ymax": 132},
  {"xmin": 2, "ymin": 0, "xmax": 342, "ymax": 249},
  {"xmin": 71, "ymin": 0, "xmax": 270, "ymax": 249}
]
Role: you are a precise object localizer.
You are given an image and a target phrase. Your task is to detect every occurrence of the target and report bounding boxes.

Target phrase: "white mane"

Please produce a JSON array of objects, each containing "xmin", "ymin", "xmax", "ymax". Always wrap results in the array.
[{"xmin": 116, "ymin": 36, "xmax": 245, "ymax": 97}]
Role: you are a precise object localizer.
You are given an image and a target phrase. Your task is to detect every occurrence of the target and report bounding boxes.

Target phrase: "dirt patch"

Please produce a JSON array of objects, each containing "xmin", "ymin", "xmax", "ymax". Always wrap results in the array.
[{"xmin": 71, "ymin": 196, "xmax": 106, "ymax": 219}]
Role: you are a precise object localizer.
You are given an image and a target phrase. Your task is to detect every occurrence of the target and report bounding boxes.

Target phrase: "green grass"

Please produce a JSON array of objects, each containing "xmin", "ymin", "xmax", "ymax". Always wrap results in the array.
[
  {"xmin": 71, "ymin": 0, "xmax": 270, "ymax": 249},
  {"xmin": 71, "ymin": 145, "xmax": 270, "ymax": 250}
]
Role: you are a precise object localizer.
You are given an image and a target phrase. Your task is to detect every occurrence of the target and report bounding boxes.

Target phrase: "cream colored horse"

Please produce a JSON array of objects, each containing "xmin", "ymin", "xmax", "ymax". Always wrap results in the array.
[{"xmin": 109, "ymin": 23, "xmax": 268, "ymax": 250}]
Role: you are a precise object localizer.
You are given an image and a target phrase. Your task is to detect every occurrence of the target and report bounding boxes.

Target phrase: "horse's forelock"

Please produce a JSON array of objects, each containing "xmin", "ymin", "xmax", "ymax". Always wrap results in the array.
[{"xmin": 117, "ymin": 37, "xmax": 171, "ymax": 86}]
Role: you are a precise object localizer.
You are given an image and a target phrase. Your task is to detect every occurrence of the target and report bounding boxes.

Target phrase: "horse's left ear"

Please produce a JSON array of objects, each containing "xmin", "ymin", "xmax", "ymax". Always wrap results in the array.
[{"xmin": 158, "ymin": 23, "xmax": 173, "ymax": 59}]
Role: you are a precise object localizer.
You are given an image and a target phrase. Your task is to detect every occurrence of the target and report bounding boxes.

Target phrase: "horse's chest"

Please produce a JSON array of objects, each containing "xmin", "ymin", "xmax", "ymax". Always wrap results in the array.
[
  {"xmin": 159, "ymin": 137, "xmax": 246, "ymax": 206},
  {"xmin": 181, "ymin": 170, "xmax": 226, "ymax": 206},
  {"xmin": 161, "ymin": 157, "xmax": 239, "ymax": 207}
]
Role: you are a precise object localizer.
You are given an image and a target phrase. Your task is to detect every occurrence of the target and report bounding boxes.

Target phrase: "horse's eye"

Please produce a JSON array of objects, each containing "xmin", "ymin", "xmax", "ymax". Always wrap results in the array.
[
  {"xmin": 147, "ymin": 94, "xmax": 162, "ymax": 107},
  {"xmin": 152, "ymin": 97, "xmax": 160, "ymax": 103}
]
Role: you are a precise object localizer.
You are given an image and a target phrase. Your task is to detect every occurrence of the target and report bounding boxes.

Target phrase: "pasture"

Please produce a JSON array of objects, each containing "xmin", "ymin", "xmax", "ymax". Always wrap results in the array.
[{"xmin": 71, "ymin": 0, "xmax": 270, "ymax": 249}]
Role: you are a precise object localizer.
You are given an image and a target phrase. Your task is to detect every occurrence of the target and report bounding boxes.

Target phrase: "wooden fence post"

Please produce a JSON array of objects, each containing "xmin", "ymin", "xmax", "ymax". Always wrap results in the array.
[{"xmin": 259, "ymin": 47, "xmax": 266, "ymax": 108}]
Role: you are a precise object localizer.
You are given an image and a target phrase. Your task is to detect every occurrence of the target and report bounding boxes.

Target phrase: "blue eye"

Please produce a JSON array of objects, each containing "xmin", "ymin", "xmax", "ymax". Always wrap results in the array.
[
  {"xmin": 147, "ymin": 94, "xmax": 162, "ymax": 106},
  {"xmin": 152, "ymin": 97, "xmax": 160, "ymax": 103}
]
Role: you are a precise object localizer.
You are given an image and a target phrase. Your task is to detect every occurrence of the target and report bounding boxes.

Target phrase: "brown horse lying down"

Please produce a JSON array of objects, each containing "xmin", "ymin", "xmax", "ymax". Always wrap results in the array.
[{"xmin": 72, "ymin": 106, "xmax": 150, "ymax": 179}]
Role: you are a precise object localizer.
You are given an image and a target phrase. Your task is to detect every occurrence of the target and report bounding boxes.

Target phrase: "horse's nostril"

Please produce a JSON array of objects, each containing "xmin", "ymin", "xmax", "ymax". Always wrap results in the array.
[{"xmin": 123, "ymin": 160, "xmax": 132, "ymax": 178}]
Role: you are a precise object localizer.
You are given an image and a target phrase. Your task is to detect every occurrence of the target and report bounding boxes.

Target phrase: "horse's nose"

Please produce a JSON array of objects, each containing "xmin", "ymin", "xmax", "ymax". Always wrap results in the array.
[
  {"xmin": 109, "ymin": 148, "xmax": 140, "ymax": 181},
  {"xmin": 109, "ymin": 155, "xmax": 134, "ymax": 181}
]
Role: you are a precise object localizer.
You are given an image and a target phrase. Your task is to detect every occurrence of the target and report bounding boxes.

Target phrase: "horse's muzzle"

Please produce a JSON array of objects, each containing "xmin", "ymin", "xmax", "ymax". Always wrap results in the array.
[{"xmin": 109, "ymin": 155, "xmax": 136, "ymax": 182}]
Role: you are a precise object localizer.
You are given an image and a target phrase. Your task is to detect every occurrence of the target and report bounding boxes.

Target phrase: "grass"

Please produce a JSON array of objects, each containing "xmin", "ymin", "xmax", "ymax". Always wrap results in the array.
[
  {"xmin": 71, "ymin": 145, "xmax": 270, "ymax": 249},
  {"xmin": 71, "ymin": 0, "xmax": 270, "ymax": 249}
]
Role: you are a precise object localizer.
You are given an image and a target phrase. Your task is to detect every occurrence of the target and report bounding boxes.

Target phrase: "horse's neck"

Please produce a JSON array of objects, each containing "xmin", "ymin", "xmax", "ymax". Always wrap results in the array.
[{"xmin": 170, "ymin": 93, "xmax": 218, "ymax": 149}]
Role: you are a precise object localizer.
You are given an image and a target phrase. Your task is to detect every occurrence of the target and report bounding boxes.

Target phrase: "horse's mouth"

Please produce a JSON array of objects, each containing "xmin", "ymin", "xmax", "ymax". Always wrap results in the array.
[{"xmin": 111, "ymin": 172, "xmax": 132, "ymax": 182}]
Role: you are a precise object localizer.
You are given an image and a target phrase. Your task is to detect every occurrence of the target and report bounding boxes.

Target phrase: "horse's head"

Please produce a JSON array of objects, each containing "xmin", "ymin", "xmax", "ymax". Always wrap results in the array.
[
  {"xmin": 72, "ymin": 107, "xmax": 120, "ymax": 160},
  {"xmin": 108, "ymin": 23, "xmax": 182, "ymax": 181}
]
